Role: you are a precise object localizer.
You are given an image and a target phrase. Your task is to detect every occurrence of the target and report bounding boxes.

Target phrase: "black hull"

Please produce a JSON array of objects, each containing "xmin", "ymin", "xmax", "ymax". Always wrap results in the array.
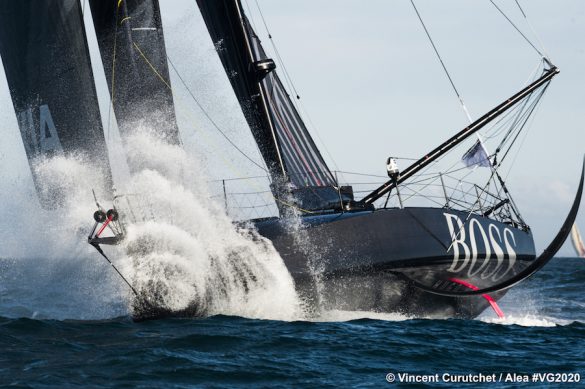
[
  {"xmin": 254, "ymin": 207, "xmax": 536, "ymax": 319},
  {"xmin": 126, "ymin": 161, "xmax": 582, "ymax": 321}
]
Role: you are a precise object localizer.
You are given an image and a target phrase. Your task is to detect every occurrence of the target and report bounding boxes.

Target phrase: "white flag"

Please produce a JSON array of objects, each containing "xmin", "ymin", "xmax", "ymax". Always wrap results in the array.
[{"xmin": 461, "ymin": 140, "xmax": 491, "ymax": 168}]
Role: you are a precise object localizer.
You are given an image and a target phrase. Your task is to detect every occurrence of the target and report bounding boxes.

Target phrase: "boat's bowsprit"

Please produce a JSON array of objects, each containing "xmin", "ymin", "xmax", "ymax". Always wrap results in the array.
[{"xmin": 86, "ymin": 204, "xmax": 139, "ymax": 296}]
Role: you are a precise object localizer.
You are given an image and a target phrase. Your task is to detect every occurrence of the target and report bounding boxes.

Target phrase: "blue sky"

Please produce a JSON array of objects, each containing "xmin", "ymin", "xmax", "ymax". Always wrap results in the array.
[{"xmin": 0, "ymin": 0, "xmax": 583, "ymax": 254}]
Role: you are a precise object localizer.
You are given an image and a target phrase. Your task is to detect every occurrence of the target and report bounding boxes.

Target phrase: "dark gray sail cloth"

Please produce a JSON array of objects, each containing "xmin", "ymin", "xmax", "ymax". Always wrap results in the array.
[
  {"xmin": 88, "ymin": 0, "xmax": 180, "ymax": 147},
  {"xmin": 0, "ymin": 0, "xmax": 112, "ymax": 208},
  {"xmin": 196, "ymin": 0, "xmax": 348, "ymax": 211}
]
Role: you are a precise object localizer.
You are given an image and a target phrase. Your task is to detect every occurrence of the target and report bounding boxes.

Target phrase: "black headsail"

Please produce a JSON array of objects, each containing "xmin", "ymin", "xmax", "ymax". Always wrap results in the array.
[
  {"xmin": 88, "ymin": 0, "xmax": 181, "ymax": 148},
  {"xmin": 0, "ymin": 0, "xmax": 113, "ymax": 207},
  {"xmin": 196, "ymin": 0, "xmax": 347, "ymax": 212}
]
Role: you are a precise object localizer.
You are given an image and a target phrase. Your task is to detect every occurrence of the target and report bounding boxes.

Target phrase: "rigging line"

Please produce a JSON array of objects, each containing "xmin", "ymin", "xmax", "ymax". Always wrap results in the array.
[
  {"xmin": 482, "ymin": 102, "xmax": 526, "ymax": 140},
  {"xmin": 483, "ymin": 62, "xmax": 543, "ymax": 141},
  {"xmin": 130, "ymin": 43, "xmax": 183, "ymax": 146},
  {"xmin": 127, "ymin": 28, "xmax": 318, "ymax": 214},
  {"xmin": 132, "ymin": 43, "xmax": 278, "ymax": 207},
  {"xmin": 514, "ymin": 0, "xmax": 550, "ymax": 60},
  {"xmin": 503, "ymin": 96, "xmax": 543, "ymax": 183},
  {"xmin": 493, "ymin": 93, "xmax": 534, "ymax": 150},
  {"xmin": 419, "ymin": 88, "xmax": 540, "ymax": 182},
  {"xmin": 90, "ymin": 243, "xmax": 138, "ymax": 297},
  {"xmin": 132, "ymin": 45, "xmax": 314, "ymax": 215},
  {"xmin": 481, "ymin": 62, "xmax": 541, "ymax": 141},
  {"xmin": 495, "ymin": 86, "xmax": 545, "ymax": 159},
  {"xmin": 252, "ymin": 0, "xmax": 342, "ymax": 176},
  {"xmin": 487, "ymin": 88, "xmax": 547, "ymax": 215},
  {"xmin": 107, "ymin": 1, "xmax": 121, "ymax": 141},
  {"xmin": 401, "ymin": 124, "xmax": 507, "ymax": 209},
  {"xmin": 409, "ymin": 0, "xmax": 473, "ymax": 123},
  {"xmin": 165, "ymin": 56, "xmax": 267, "ymax": 172},
  {"xmin": 482, "ymin": 71, "xmax": 541, "ymax": 141},
  {"xmin": 243, "ymin": 0, "xmax": 257, "ymax": 29},
  {"xmin": 496, "ymin": 100, "xmax": 538, "ymax": 157},
  {"xmin": 253, "ymin": 1, "xmax": 342, "ymax": 178},
  {"xmin": 254, "ymin": 0, "xmax": 299, "ymax": 100},
  {"xmin": 488, "ymin": 0, "xmax": 545, "ymax": 59},
  {"xmin": 499, "ymin": 85, "xmax": 548, "ymax": 166}
]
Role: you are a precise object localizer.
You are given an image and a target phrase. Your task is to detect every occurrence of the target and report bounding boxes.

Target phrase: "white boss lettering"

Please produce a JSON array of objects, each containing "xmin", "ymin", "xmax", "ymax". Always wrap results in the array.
[
  {"xmin": 444, "ymin": 212, "xmax": 518, "ymax": 279},
  {"xmin": 483, "ymin": 224, "xmax": 505, "ymax": 279},
  {"xmin": 468, "ymin": 218, "xmax": 491, "ymax": 277},
  {"xmin": 444, "ymin": 213, "xmax": 470, "ymax": 272}
]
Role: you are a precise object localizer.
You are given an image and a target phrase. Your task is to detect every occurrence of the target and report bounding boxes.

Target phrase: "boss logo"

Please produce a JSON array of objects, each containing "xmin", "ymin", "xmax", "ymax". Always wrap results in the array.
[{"xmin": 443, "ymin": 213, "xmax": 516, "ymax": 281}]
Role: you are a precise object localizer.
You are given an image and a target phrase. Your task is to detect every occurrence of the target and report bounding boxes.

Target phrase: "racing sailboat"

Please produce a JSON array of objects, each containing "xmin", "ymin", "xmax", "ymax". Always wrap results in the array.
[
  {"xmin": 190, "ymin": 0, "xmax": 583, "ymax": 320},
  {"xmin": 571, "ymin": 224, "xmax": 585, "ymax": 258},
  {"xmin": 0, "ymin": 1, "xmax": 582, "ymax": 320}
]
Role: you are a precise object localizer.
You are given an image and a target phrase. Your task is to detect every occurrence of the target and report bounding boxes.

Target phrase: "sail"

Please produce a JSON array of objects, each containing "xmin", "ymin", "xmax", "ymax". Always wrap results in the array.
[
  {"xmin": 196, "ymin": 0, "xmax": 347, "ymax": 210},
  {"xmin": 570, "ymin": 224, "xmax": 585, "ymax": 258},
  {"xmin": 88, "ymin": 0, "xmax": 180, "ymax": 147},
  {"xmin": 246, "ymin": 27, "xmax": 335, "ymax": 188},
  {"xmin": 0, "ymin": 0, "xmax": 112, "ymax": 207}
]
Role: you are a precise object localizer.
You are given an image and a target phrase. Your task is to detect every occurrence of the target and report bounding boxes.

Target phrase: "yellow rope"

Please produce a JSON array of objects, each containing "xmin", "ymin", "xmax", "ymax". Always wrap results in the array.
[
  {"xmin": 108, "ymin": 1, "xmax": 314, "ymax": 215},
  {"xmin": 132, "ymin": 42, "xmax": 172, "ymax": 90}
]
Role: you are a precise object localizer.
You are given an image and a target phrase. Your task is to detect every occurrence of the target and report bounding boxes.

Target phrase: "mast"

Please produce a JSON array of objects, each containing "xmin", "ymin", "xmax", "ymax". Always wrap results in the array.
[
  {"xmin": 233, "ymin": 0, "xmax": 286, "ymax": 179},
  {"xmin": 360, "ymin": 66, "xmax": 559, "ymax": 206},
  {"xmin": 88, "ymin": 0, "xmax": 181, "ymax": 149},
  {"xmin": 196, "ymin": 0, "xmax": 346, "ymax": 212},
  {"xmin": 195, "ymin": 0, "xmax": 287, "ymax": 183},
  {"xmin": 0, "ymin": 0, "xmax": 113, "ymax": 207}
]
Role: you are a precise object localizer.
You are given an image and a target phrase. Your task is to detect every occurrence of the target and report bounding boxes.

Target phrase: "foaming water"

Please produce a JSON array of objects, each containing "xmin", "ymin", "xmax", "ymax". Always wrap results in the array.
[
  {"xmin": 0, "ymin": 132, "xmax": 301, "ymax": 321},
  {"xmin": 113, "ymin": 133, "xmax": 301, "ymax": 320},
  {"xmin": 316, "ymin": 309, "xmax": 410, "ymax": 322},
  {"xmin": 0, "ymin": 154, "xmax": 128, "ymax": 320},
  {"xmin": 0, "ymin": 128, "xmax": 582, "ymax": 329},
  {"xmin": 480, "ymin": 314, "xmax": 563, "ymax": 327}
]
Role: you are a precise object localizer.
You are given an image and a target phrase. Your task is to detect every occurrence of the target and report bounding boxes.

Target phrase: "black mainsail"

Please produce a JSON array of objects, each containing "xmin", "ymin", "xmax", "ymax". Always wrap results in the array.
[
  {"xmin": 196, "ymin": 0, "xmax": 347, "ymax": 211},
  {"xmin": 88, "ymin": 0, "xmax": 181, "ymax": 147},
  {"xmin": 0, "ymin": 0, "xmax": 112, "ymax": 207}
]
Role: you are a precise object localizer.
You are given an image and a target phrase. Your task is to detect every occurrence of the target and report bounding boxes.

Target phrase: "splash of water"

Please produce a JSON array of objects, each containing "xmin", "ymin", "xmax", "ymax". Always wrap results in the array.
[
  {"xmin": 111, "ymin": 132, "xmax": 302, "ymax": 321},
  {"xmin": 0, "ymin": 131, "xmax": 303, "ymax": 321},
  {"xmin": 0, "ymin": 154, "xmax": 128, "ymax": 320},
  {"xmin": 3, "ymin": 132, "xmax": 579, "ymax": 326}
]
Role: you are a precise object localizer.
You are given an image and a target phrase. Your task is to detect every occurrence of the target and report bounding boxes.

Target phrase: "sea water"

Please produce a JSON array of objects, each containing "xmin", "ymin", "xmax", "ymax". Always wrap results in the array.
[
  {"xmin": 0, "ymin": 136, "xmax": 584, "ymax": 387},
  {"xmin": 0, "ymin": 258, "xmax": 583, "ymax": 388}
]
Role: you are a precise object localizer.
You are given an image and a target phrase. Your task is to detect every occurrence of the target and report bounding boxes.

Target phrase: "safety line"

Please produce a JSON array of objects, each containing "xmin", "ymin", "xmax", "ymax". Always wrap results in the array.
[{"xmin": 489, "ymin": 0, "xmax": 546, "ymax": 59}]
